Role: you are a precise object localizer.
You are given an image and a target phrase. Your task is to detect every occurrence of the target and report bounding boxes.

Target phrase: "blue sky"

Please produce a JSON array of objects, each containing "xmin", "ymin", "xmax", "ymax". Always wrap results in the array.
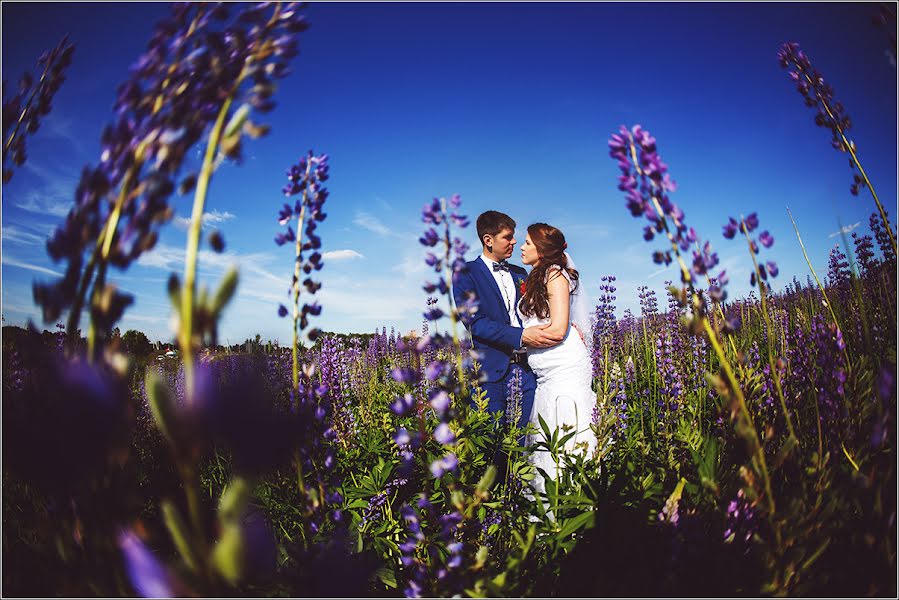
[{"xmin": 2, "ymin": 2, "xmax": 896, "ymax": 345}]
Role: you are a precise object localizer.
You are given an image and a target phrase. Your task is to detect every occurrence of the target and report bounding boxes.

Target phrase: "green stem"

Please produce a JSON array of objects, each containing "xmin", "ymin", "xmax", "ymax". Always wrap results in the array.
[
  {"xmin": 739, "ymin": 216, "xmax": 796, "ymax": 443},
  {"xmin": 786, "ymin": 207, "xmax": 851, "ymax": 367},
  {"xmin": 291, "ymin": 163, "xmax": 312, "ymax": 393},
  {"xmin": 181, "ymin": 95, "xmax": 234, "ymax": 405}
]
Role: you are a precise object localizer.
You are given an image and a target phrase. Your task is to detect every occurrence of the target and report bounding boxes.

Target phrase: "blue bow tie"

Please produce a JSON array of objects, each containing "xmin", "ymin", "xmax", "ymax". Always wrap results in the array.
[{"xmin": 492, "ymin": 260, "xmax": 510, "ymax": 272}]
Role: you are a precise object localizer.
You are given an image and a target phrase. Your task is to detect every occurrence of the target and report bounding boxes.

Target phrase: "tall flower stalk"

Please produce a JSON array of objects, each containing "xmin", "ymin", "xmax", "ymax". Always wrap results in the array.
[
  {"xmin": 609, "ymin": 124, "xmax": 780, "ymax": 544},
  {"xmin": 275, "ymin": 151, "xmax": 329, "ymax": 390},
  {"xmin": 724, "ymin": 213, "xmax": 798, "ymax": 445},
  {"xmin": 2, "ymin": 35, "xmax": 75, "ymax": 182},
  {"xmin": 777, "ymin": 42, "xmax": 897, "ymax": 257}
]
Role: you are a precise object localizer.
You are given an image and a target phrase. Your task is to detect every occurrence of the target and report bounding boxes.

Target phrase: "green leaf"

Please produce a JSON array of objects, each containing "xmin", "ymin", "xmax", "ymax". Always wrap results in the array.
[
  {"xmin": 224, "ymin": 103, "xmax": 251, "ymax": 138},
  {"xmin": 161, "ymin": 500, "xmax": 199, "ymax": 572},
  {"xmin": 374, "ymin": 565, "xmax": 397, "ymax": 589},
  {"xmin": 476, "ymin": 466, "xmax": 496, "ymax": 495},
  {"xmin": 166, "ymin": 273, "xmax": 181, "ymax": 311},
  {"xmin": 145, "ymin": 371, "xmax": 176, "ymax": 444},
  {"xmin": 211, "ymin": 266, "xmax": 239, "ymax": 317},
  {"xmin": 218, "ymin": 476, "xmax": 251, "ymax": 523},
  {"xmin": 212, "ymin": 522, "xmax": 245, "ymax": 585}
]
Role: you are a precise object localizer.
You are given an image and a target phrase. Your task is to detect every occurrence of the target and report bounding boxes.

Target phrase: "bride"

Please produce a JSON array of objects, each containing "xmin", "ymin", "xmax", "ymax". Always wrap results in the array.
[{"xmin": 517, "ymin": 223, "xmax": 597, "ymax": 501}]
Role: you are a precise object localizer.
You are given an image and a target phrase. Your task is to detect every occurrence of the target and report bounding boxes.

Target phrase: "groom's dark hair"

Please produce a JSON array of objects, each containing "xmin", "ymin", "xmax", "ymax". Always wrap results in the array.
[{"xmin": 476, "ymin": 211, "xmax": 516, "ymax": 247}]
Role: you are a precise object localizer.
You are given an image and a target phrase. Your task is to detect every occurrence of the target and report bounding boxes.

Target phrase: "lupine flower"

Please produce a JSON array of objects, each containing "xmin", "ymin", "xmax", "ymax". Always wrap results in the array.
[
  {"xmin": 275, "ymin": 151, "xmax": 329, "ymax": 340},
  {"xmin": 811, "ymin": 314, "xmax": 848, "ymax": 450},
  {"xmin": 609, "ymin": 125, "xmax": 705, "ymax": 280},
  {"xmin": 869, "ymin": 209, "xmax": 897, "ymax": 264},
  {"xmin": 591, "ymin": 275, "xmax": 617, "ymax": 378},
  {"xmin": 118, "ymin": 529, "xmax": 185, "ymax": 597},
  {"xmin": 397, "ymin": 493, "xmax": 466, "ymax": 597},
  {"xmin": 723, "ymin": 489, "xmax": 758, "ymax": 551},
  {"xmin": 36, "ymin": 3, "xmax": 309, "ymax": 339},
  {"xmin": 777, "ymin": 43, "xmax": 859, "ymax": 191},
  {"xmin": 851, "ymin": 232, "xmax": 876, "ymax": 277},
  {"xmin": 723, "ymin": 214, "xmax": 778, "ymax": 288},
  {"xmin": 3, "ymin": 35, "xmax": 75, "ymax": 182},
  {"xmin": 506, "ymin": 365, "xmax": 523, "ymax": 430},
  {"xmin": 827, "ymin": 244, "xmax": 850, "ymax": 288},
  {"xmin": 871, "ymin": 364, "xmax": 896, "ymax": 449},
  {"xmin": 637, "ymin": 285, "xmax": 659, "ymax": 320}
]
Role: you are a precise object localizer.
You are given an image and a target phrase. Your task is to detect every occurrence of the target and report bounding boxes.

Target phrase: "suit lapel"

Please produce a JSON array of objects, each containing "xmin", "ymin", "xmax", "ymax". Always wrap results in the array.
[{"xmin": 472, "ymin": 258, "xmax": 508, "ymax": 323}]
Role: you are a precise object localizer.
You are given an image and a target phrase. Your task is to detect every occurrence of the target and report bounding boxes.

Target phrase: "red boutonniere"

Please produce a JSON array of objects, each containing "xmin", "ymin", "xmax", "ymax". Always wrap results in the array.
[{"xmin": 519, "ymin": 280, "xmax": 526, "ymax": 295}]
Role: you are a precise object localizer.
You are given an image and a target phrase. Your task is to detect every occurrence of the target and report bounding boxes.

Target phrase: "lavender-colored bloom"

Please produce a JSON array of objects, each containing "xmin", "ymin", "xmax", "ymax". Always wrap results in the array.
[
  {"xmin": 433, "ymin": 422, "xmax": 455, "ymax": 445},
  {"xmin": 851, "ymin": 232, "xmax": 876, "ymax": 277},
  {"xmin": 36, "ymin": 4, "xmax": 310, "ymax": 338},
  {"xmin": 390, "ymin": 393, "xmax": 416, "ymax": 416},
  {"xmin": 391, "ymin": 367, "xmax": 419, "ymax": 385},
  {"xmin": 429, "ymin": 452, "xmax": 458, "ymax": 478},
  {"xmin": 3, "ymin": 35, "xmax": 75, "ymax": 182},
  {"xmin": 777, "ymin": 42, "xmax": 862, "ymax": 195},
  {"xmin": 394, "ymin": 427, "xmax": 412, "ymax": 446},
  {"xmin": 723, "ymin": 489, "xmax": 757, "ymax": 551},
  {"xmin": 827, "ymin": 244, "xmax": 850, "ymax": 288},
  {"xmin": 428, "ymin": 389, "xmax": 451, "ymax": 416},
  {"xmin": 609, "ymin": 125, "xmax": 702, "ymax": 283},
  {"xmin": 869, "ymin": 209, "xmax": 897, "ymax": 264},
  {"xmin": 118, "ymin": 529, "xmax": 179, "ymax": 597},
  {"xmin": 591, "ymin": 275, "xmax": 617, "ymax": 378},
  {"xmin": 723, "ymin": 213, "xmax": 779, "ymax": 287}
]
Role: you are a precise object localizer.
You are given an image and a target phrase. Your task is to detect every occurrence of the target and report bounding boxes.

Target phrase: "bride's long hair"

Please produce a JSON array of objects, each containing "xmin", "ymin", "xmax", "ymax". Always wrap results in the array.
[{"xmin": 519, "ymin": 223, "xmax": 579, "ymax": 320}]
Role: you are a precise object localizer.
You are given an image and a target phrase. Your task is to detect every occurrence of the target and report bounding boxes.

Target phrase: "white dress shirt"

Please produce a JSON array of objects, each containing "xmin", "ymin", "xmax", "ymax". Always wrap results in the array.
[{"xmin": 480, "ymin": 254, "xmax": 523, "ymax": 329}]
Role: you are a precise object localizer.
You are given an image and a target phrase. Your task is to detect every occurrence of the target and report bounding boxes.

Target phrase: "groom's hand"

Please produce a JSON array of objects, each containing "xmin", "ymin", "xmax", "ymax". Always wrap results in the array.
[{"xmin": 521, "ymin": 324, "xmax": 563, "ymax": 348}]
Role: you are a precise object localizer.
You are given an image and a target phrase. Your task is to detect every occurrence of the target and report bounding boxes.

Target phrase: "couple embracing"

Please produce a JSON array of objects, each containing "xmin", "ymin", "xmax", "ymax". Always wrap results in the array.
[{"xmin": 452, "ymin": 210, "xmax": 597, "ymax": 497}]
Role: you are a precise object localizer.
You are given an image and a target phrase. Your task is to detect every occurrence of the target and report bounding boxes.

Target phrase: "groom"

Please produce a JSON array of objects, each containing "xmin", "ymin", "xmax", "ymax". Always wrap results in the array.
[{"xmin": 452, "ymin": 210, "xmax": 562, "ymax": 430}]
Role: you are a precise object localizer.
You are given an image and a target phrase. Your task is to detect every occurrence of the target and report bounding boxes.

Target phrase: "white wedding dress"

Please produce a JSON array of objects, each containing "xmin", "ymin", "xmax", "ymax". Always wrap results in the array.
[{"xmin": 518, "ymin": 265, "xmax": 597, "ymax": 502}]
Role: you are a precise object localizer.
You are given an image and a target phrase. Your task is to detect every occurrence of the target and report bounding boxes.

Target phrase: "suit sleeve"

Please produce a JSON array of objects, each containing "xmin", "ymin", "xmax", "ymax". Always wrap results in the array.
[{"xmin": 453, "ymin": 266, "xmax": 524, "ymax": 350}]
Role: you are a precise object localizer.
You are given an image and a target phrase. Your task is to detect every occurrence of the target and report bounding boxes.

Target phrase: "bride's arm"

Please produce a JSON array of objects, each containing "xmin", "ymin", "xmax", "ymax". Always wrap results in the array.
[{"xmin": 543, "ymin": 272, "xmax": 571, "ymax": 342}]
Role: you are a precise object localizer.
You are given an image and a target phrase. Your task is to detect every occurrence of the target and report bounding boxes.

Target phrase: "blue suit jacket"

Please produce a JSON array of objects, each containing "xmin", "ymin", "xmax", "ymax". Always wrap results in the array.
[{"xmin": 453, "ymin": 257, "xmax": 528, "ymax": 383}]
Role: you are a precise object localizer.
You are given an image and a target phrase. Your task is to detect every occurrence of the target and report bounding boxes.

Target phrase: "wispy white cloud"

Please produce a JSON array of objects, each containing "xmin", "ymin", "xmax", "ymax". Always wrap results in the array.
[
  {"xmin": 14, "ymin": 195, "xmax": 71, "ymax": 218},
  {"xmin": 2, "ymin": 225, "xmax": 47, "ymax": 246},
  {"xmin": 392, "ymin": 253, "xmax": 428, "ymax": 277},
  {"xmin": 828, "ymin": 222, "xmax": 861, "ymax": 238},
  {"xmin": 41, "ymin": 113, "xmax": 91, "ymax": 156},
  {"xmin": 2, "ymin": 257, "xmax": 62, "ymax": 276},
  {"xmin": 15, "ymin": 159, "xmax": 80, "ymax": 219},
  {"xmin": 322, "ymin": 249, "xmax": 364, "ymax": 261},
  {"xmin": 646, "ymin": 266, "xmax": 668, "ymax": 279},
  {"xmin": 354, "ymin": 211, "xmax": 397, "ymax": 237},
  {"xmin": 173, "ymin": 209, "xmax": 236, "ymax": 230}
]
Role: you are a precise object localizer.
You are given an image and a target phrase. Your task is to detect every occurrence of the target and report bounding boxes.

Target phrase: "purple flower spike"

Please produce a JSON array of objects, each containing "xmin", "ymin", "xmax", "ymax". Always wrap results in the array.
[
  {"xmin": 433, "ymin": 422, "xmax": 455, "ymax": 445},
  {"xmin": 391, "ymin": 367, "xmax": 419, "ymax": 385},
  {"xmin": 424, "ymin": 307, "xmax": 444, "ymax": 321},
  {"xmin": 723, "ymin": 218, "xmax": 739, "ymax": 239},
  {"xmin": 390, "ymin": 393, "xmax": 416, "ymax": 416},
  {"xmin": 394, "ymin": 427, "xmax": 411, "ymax": 446},
  {"xmin": 744, "ymin": 213, "xmax": 759, "ymax": 232},
  {"xmin": 118, "ymin": 530, "xmax": 179, "ymax": 597},
  {"xmin": 429, "ymin": 389, "xmax": 451, "ymax": 414},
  {"xmin": 429, "ymin": 452, "xmax": 459, "ymax": 478},
  {"xmin": 419, "ymin": 228, "xmax": 439, "ymax": 247}
]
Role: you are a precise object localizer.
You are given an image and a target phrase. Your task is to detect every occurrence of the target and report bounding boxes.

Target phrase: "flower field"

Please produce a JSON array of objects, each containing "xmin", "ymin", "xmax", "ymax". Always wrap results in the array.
[{"xmin": 2, "ymin": 3, "xmax": 896, "ymax": 597}]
